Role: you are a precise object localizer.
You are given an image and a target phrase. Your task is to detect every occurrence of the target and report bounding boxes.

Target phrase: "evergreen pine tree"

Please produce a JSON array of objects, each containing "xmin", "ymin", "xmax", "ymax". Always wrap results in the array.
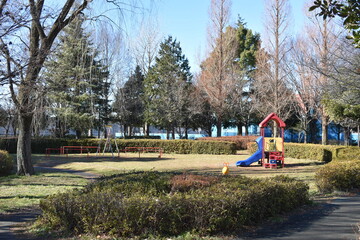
[
  {"xmin": 45, "ymin": 15, "xmax": 109, "ymax": 138},
  {"xmin": 113, "ymin": 65, "xmax": 145, "ymax": 136},
  {"xmin": 144, "ymin": 36, "xmax": 192, "ymax": 139},
  {"xmin": 228, "ymin": 18, "xmax": 261, "ymax": 135}
]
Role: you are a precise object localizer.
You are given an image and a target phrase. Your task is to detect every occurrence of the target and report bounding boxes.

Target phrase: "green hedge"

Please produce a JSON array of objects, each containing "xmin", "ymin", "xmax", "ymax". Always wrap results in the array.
[
  {"xmin": 198, "ymin": 136, "xmax": 258, "ymax": 150},
  {"xmin": 0, "ymin": 150, "xmax": 13, "ymax": 176},
  {"xmin": 315, "ymin": 160, "xmax": 360, "ymax": 193},
  {"xmin": 38, "ymin": 172, "xmax": 310, "ymax": 238},
  {"xmin": 285, "ymin": 143, "xmax": 332, "ymax": 162},
  {"xmin": 0, "ymin": 138, "xmax": 236, "ymax": 155}
]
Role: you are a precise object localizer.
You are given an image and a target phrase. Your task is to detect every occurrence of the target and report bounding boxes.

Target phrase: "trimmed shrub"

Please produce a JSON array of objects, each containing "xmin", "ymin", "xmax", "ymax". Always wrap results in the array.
[
  {"xmin": 38, "ymin": 172, "xmax": 310, "ymax": 238},
  {"xmin": 0, "ymin": 150, "xmax": 13, "ymax": 176},
  {"xmin": 326, "ymin": 146, "xmax": 360, "ymax": 161},
  {"xmin": 315, "ymin": 160, "xmax": 360, "ymax": 193},
  {"xmin": 198, "ymin": 136, "xmax": 258, "ymax": 150},
  {"xmin": 0, "ymin": 138, "xmax": 236, "ymax": 155},
  {"xmin": 113, "ymin": 139, "xmax": 236, "ymax": 155},
  {"xmin": 285, "ymin": 143, "xmax": 332, "ymax": 162}
]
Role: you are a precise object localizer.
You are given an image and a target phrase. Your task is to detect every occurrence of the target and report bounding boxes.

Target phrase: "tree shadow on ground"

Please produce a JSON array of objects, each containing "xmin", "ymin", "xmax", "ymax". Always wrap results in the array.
[{"xmin": 236, "ymin": 201, "xmax": 340, "ymax": 239}]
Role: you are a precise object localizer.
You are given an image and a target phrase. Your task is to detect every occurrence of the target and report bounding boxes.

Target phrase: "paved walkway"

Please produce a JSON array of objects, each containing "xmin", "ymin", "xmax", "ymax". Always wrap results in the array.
[{"xmin": 238, "ymin": 194, "xmax": 360, "ymax": 240}]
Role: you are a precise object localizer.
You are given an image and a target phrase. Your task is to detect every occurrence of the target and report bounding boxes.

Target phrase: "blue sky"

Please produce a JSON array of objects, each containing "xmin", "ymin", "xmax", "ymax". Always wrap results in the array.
[{"xmin": 144, "ymin": 0, "xmax": 310, "ymax": 73}]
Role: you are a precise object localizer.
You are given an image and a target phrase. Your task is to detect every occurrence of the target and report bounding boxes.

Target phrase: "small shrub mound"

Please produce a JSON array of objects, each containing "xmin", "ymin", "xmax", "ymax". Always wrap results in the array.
[
  {"xmin": 315, "ymin": 160, "xmax": 360, "ymax": 193},
  {"xmin": 0, "ymin": 150, "xmax": 13, "ymax": 176},
  {"xmin": 38, "ymin": 172, "xmax": 310, "ymax": 238}
]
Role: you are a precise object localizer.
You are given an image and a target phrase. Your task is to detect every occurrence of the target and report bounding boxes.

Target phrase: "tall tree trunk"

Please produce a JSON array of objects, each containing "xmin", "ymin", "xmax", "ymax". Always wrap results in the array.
[
  {"xmin": 76, "ymin": 130, "xmax": 81, "ymax": 139},
  {"xmin": 17, "ymin": 114, "xmax": 34, "ymax": 175},
  {"xmin": 207, "ymin": 126, "xmax": 212, "ymax": 137},
  {"xmin": 166, "ymin": 129, "xmax": 170, "ymax": 140},
  {"xmin": 216, "ymin": 118, "xmax": 222, "ymax": 137},
  {"xmin": 358, "ymin": 125, "xmax": 360, "ymax": 147},
  {"xmin": 171, "ymin": 127, "xmax": 175, "ymax": 140},
  {"xmin": 144, "ymin": 122, "xmax": 150, "ymax": 137},
  {"xmin": 321, "ymin": 111, "xmax": 328, "ymax": 145},
  {"xmin": 237, "ymin": 123, "xmax": 242, "ymax": 136},
  {"xmin": 343, "ymin": 127, "xmax": 348, "ymax": 146}
]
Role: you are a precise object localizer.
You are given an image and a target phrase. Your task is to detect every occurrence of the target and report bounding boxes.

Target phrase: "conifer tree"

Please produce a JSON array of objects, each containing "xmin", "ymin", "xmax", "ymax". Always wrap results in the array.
[
  {"xmin": 113, "ymin": 65, "xmax": 145, "ymax": 136},
  {"xmin": 227, "ymin": 18, "xmax": 260, "ymax": 135},
  {"xmin": 144, "ymin": 36, "xmax": 192, "ymax": 139},
  {"xmin": 45, "ymin": 15, "xmax": 109, "ymax": 138}
]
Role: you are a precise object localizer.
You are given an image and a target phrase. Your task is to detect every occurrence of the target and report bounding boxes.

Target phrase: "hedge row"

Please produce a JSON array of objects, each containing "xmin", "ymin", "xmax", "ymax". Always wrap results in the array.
[
  {"xmin": 38, "ymin": 172, "xmax": 310, "ymax": 238},
  {"xmin": 0, "ymin": 150, "xmax": 13, "ymax": 176},
  {"xmin": 0, "ymin": 138, "xmax": 236, "ymax": 155},
  {"xmin": 247, "ymin": 141, "xmax": 360, "ymax": 162},
  {"xmin": 198, "ymin": 135, "xmax": 258, "ymax": 150},
  {"xmin": 315, "ymin": 160, "xmax": 360, "ymax": 193}
]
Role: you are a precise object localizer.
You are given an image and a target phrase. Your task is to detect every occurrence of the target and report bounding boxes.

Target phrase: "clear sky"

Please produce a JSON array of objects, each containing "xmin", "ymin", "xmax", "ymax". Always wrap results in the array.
[{"xmin": 139, "ymin": 0, "xmax": 310, "ymax": 73}]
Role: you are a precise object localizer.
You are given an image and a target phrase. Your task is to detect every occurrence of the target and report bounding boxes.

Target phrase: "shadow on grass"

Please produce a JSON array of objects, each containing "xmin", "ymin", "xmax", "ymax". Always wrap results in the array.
[
  {"xmin": 0, "ymin": 196, "xmax": 44, "ymax": 200},
  {"xmin": 34, "ymin": 155, "xmax": 174, "ymax": 168},
  {"xmin": 0, "ymin": 183, "xmax": 85, "ymax": 187}
]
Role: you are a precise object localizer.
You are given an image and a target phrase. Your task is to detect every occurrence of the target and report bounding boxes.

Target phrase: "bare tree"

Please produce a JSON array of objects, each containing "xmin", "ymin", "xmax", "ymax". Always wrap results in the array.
[
  {"xmin": 301, "ymin": 7, "xmax": 342, "ymax": 145},
  {"xmin": 131, "ymin": 19, "xmax": 162, "ymax": 76},
  {"xmin": 289, "ymin": 37, "xmax": 319, "ymax": 143},
  {"xmin": 0, "ymin": 0, "xmax": 137, "ymax": 175},
  {"xmin": 130, "ymin": 19, "xmax": 162, "ymax": 136},
  {"xmin": 252, "ymin": 0, "xmax": 295, "ymax": 125},
  {"xmin": 198, "ymin": 0, "xmax": 236, "ymax": 137}
]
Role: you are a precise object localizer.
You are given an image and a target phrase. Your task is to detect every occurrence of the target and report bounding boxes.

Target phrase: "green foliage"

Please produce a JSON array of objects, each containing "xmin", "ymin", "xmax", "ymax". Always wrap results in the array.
[
  {"xmin": 114, "ymin": 139, "xmax": 236, "ymax": 154},
  {"xmin": 315, "ymin": 160, "xmax": 360, "ymax": 193},
  {"xmin": 0, "ymin": 138, "xmax": 236, "ymax": 155},
  {"xmin": 309, "ymin": 0, "xmax": 360, "ymax": 47},
  {"xmin": 45, "ymin": 14, "xmax": 110, "ymax": 138},
  {"xmin": 38, "ymin": 172, "xmax": 310, "ymax": 238},
  {"xmin": 143, "ymin": 36, "xmax": 193, "ymax": 132},
  {"xmin": 199, "ymin": 135, "xmax": 258, "ymax": 150},
  {"xmin": 113, "ymin": 65, "xmax": 145, "ymax": 129},
  {"xmin": 323, "ymin": 97, "xmax": 360, "ymax": 123},
  {"xmin": 0, "ymin": 150, "xmax": 13, "ymax": 176},
  {"xmin": 285, "ymin": 143, "xmax": 333, "ymax": 162}
]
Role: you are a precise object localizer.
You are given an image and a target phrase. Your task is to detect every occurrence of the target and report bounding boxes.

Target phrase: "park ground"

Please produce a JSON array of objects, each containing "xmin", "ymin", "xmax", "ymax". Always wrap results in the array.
[{"xmin": 1, "ymin": 151, "xmax": 359, "ymax": 239}]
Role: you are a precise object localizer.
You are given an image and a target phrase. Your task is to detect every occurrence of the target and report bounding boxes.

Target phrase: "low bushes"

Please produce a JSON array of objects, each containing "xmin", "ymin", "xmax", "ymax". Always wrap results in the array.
[
  {"xmin": 0, "ymin": 138, "xmax": 236, "ymax": 155},
  {"xmin": 198, "ymin": 136, "xmax": 258, "ymax": 150},
  {"xmin": 285, "ymin": 143, "xmax": 332, "ymax": 162},
  {"xmin": 0, "ymin": 150, "xmax": 13, "ymax": 176},
  {"xmin": 315, "ymin": 160, "xmax": 360, "ymax": 193},
  {"xmin": 114, "ymin": 139, "xmax": 236, "ymax": 154},
  {"xmin": 38, "ymin": 172, "xmax": 310, "ymax": 238}
]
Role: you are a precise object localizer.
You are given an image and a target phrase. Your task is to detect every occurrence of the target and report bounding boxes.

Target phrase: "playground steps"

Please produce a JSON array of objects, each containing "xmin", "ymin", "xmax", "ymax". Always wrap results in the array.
[
  {"xmin": 264, "ymin": 163, "xmax": 278, "ymax": 169},
  {"xmin": 266, "ymin": 151, "xmax": 284, "ymax": 168}
]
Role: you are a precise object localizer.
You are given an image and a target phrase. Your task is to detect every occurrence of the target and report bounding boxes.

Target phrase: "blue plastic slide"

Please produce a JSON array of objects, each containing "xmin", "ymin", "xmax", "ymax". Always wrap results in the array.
[{"xmin": 236, "ymin": 136, "xmax": 263, "ymax": 167}]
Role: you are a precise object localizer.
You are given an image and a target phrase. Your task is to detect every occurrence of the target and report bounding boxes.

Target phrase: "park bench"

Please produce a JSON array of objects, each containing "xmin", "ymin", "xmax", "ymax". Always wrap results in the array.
[{"xmin": 124, "ymin": 147, "xmax": 163, "ymax": 158}]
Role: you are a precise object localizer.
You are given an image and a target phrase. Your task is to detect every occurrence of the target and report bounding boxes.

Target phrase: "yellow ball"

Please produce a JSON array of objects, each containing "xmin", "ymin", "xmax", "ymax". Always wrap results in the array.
[{"xmin": 222, "ymin": 166, "xmax": 229, "ymax": 175}]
